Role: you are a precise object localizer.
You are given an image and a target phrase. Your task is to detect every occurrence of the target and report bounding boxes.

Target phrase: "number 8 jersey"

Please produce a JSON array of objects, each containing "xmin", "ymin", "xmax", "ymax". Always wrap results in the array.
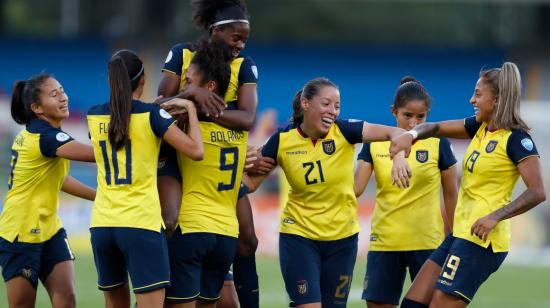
[
  {"xmin": 262, "ymin": 119, "xmax": 364, "ymax": 241},
  {"xmin": 87, "ymin": 101, "xmax": 175, "ymax": 232}
]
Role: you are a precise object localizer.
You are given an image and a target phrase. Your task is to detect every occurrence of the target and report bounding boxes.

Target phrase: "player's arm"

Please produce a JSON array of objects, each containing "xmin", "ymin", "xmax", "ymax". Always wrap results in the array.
[
  {"xmin": 390, "ymin": 119, "xmax": 476, "ymax": 158},
  {"xmin": 56, "ymin": 141, "xmax": 95, "ymax": 162},
  {"xmin": 210, "ymin": 83, "xmax": 258, "ymax": 130},
  {"xmin": 61, "ymin": 175, "xmax": 96, "ymax": 201},
  {"xmin": 163, "ymin": 100, "xmax": 204, "ymax": 161},
  {"xmin": 354, "ymin": 161, "xmax": 373, "ymax": 197},
  {"xmin": 361, "ymin": 122, "xmax": 405, "ymax": 143},
  {"xmin": 440, "ymin": 166, "xmax": 458, "ymax": 233},
  {"xmin": 158, "ymin": 71, "xmax": 180, "ymax": 98}
]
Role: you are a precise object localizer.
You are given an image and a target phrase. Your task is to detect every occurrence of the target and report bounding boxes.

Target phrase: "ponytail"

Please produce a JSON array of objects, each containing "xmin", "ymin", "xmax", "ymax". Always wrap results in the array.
[
  {"xmin": 107, "ymin": 56, "xmax": 132, "ymax": 150},
  {"xmin": 290, "ymin": 90, "xmax": 304, "ymax": 125},
  {"xmin": 107, "ymin": 49, "xmax": 144, "ymax": 150},
  {"xmin": 10, "ymin": 73, "xmax": 52, "ymax": 125},
  {"xmin": 480, "ymin": 61, "xmax": 529, "ymax": 131}
]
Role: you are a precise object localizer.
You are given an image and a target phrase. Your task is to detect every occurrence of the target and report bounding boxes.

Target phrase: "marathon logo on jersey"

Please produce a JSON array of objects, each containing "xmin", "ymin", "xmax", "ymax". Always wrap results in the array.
[
  {"xmin": 30, "ymin": 228, "xmax": 41, "ymax": 234},
  {"xmin": 322, "ymin": 140, "xmax": 336, "ymax": 155},
  {"xmin": 297, "ymin": 280, "xmax": 308, "ymax": 295},
  {"xmin": 15, "ymin": 134, "xmax": 25, "ymax": 147},
  {"xmin": 416, "ymin": 150, "xmax": 428, "ymax": 163},
  {"xmin": 486, "ymin": 140, "xmax": 498, "ymax": 153},
  {"xmin": 283, "ymin": 217, "xmax": 295, "ymax": 224}
]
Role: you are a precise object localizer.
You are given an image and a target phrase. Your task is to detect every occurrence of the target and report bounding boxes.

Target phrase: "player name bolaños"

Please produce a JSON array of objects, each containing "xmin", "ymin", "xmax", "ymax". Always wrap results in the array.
[{"xmin": 210, "ymin": 129, "xmax": 245, "ymax": 143}]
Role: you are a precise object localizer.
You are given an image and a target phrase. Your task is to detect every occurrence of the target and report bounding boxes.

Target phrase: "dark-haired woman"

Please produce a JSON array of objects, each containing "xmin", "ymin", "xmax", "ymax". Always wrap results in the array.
[
  {"xmin": 243, "ymin": 77, "xmax": 413, "ymax": 308},
  {"xmin": 158, "ymin": 1, "xmax": 260, "ymax": 307},
  {"xmin": 87, "ymin": 49, "xmax": 203, "ymax": 308},
  {"xmin": 392, "ymin": 62, "xmax": 546, "ymax": 308},
  {"xmin": 354, "ymin": 77, "xmax": 458, "ymax": 308},
  {"xmin": 0, "ymin": 73, "xmax": 96, "ymax": 308}
]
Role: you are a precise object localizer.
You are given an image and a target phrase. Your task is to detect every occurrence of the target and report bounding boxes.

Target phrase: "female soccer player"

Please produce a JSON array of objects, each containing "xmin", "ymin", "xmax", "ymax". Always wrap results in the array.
[
  {"xmin": 0, "ymin": 73, "xmax": 95, "ymax": 308},
  {"xmin": 87, "ymin": 49, "xmax": 203, "ymax": 308},
  {"xmin": 158, "ymin": 1, "xmax": 260, "ymax": 306},
  {"xmin": 391, "ymin": 62, "xmax": 546, "ymax": 308},
  {"xmin": 243, "ymin": 77, "xmax": 413, "ymax": 308},
  {"xmin": 355, "ymin": 77, "xmax": 458, "ymax": 308}
]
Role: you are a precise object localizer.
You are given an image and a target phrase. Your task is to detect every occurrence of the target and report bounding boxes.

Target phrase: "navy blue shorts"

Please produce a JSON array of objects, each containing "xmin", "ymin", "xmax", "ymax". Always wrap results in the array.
[
  {"xmin": 90, "ymin": 227, "xmax": 170, "ymax": 294},
  {"xmin": 361, "ymin": 249, "xmax": 433, "ymax": 304},
  {"xmin": 158, "ymin": 143, "xmax": 181, "ymax": 182},
  {"xmin": 279, "ymin": 233, "xmax": 358, "ymax": 307},
  {"xmin": 0, "ymin": 228, "xmax": 74, "ymax": 289},
  {"xmin": 166, "ymin": 230, "xmax": 238, "ymax": 303},
  {"xmin": 429, "ymin": 234, "xmax": 507, "ymax": 303}
]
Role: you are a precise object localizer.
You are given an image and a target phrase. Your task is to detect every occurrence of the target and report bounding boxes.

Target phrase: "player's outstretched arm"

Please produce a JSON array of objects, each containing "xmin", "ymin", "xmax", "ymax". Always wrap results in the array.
[
  {"xmin": 62, "ymin": 175, "xmax": 96, "ymax": 201},
  {"xmin": 56, "ymin": 141, "xmax": 95, "ymax": 162},
  {"xmin": 163, "ymin": 99, "xmax": 204, "ymax": 161}
]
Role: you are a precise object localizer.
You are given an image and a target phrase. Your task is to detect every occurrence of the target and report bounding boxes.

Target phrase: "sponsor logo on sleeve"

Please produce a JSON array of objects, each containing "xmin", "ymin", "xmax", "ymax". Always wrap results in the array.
[
  {"xmin": 251, "ymin": 66, "xmax": 258, "ymax": 79},
  {"xmin": 56, "ymin": 132, "xmax": 70, "ymax": 142},
  {"xmin": 521, "ymin": 138, "xmax": 534, "ymax": 151},
  {"xmin": 159, "ymin": 109, "xmax": 172, "ymax": 119},
  {"xmin": 165, "ymin": 50, "xmax": 173, "ymax": 63}
]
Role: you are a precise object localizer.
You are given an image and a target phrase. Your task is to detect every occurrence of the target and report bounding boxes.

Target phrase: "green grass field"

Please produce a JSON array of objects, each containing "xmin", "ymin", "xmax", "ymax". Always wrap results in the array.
[{"xmin": 1, "ymin": 253, "xmax": 550, "ymax": 307}]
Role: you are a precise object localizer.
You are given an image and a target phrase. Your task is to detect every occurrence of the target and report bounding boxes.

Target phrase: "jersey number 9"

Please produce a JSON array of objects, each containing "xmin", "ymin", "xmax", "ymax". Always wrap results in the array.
[
  {"xmin": 99, "ymin": 140, "xmax": 132, "ymax": 185},
  {"xmin": 218, "ymin": 147, "xmax": 239, "ymax": 191}
]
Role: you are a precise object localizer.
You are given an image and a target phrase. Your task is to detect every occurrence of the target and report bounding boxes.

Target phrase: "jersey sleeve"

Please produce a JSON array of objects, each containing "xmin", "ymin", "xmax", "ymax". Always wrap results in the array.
[
  {"xmin": 39, "ymin": 127, "xmax": 75, "ymax": 158},
  {"xmin": 162, "ymin": 43, "xmax": 185, "ymax": 75},
  {"xmin": 335, "ymin": 119, "xmax": 364, "ymax": 144},
  {"xmin": 357, "ymin": 143, "xmax": 373, "ymax": 164},
  {"xmin": 149, "ymin": 104, "xmax": 176, "ymax": 137},
  {"xmin": 238, "ymin": 56, "xmax": 259, "ymax": 85},
  {"xmin": 506, "ymin": 130, "xmax": 539, "ymax": 165},
  {"xmin": 438, "ymin": 138, "xmax": 457, "ymax": 170},
  {"xmin": 464, "ymin": 116, "xmax": 482, "ymax": 139},
  {"xmin": 261, "ymin": 131, "xmax": 280, "ymax": 161}
]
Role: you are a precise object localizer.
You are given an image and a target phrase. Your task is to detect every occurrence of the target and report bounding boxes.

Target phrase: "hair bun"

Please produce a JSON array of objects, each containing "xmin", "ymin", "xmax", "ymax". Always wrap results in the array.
[{"xmin": 400, "ymin": 76, "xmax": 418, "ymax": 85}]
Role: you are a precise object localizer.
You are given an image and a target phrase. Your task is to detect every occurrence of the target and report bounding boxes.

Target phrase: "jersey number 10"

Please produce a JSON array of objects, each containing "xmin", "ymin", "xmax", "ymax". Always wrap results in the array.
[{"xmin": 99, "ymin": 140, "xmax": 132, "ymax": 185}]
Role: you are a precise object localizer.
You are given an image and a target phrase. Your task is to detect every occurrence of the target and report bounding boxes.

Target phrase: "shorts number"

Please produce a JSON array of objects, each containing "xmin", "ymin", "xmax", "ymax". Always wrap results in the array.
[
  {"xmin": 334, "ymin": 275, "xmax": 351, "ymax": 299},
  {"xmin": 218, "ymin": 147, "xmax": 239, "ymax": 191},
  {"xmin": 442, "ymin": 255, "xmax": 461, "ymax": 280},
  {"xmin": 465, "ymin": 150, "xmax": 480, "ymax": 173},
  {"xmin": 7, "ymin": 150, "xmax": 19, "ymax": 189},
  {"xmin": 99, "ymin": 140, "xmax": 132, "ymax": 185},
  {"xmin": 303, "ymin": 160, "xmax": 325, "ymax": 185}
]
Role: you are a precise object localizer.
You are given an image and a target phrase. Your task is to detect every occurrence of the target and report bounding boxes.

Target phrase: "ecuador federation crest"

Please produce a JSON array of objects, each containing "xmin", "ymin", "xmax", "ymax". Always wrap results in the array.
[
  {"xmin": 416, "ymin": 150, "xmax": 428, "ymax": 163},
  {"xmin": 297, "ymin": 280, "xmax": 308, "ymax": 295},
  {"xmin": 322, "ymin": 140, "xmax": 336, "ymax": 155},
  {"xmin": 486, "ymin": 140, "xmax": 498, "ymax": 153}
]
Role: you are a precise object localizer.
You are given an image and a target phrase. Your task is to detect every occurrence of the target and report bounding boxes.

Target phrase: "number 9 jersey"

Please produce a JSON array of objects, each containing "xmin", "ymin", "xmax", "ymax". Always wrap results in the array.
[{"xmin": 87, "ymin": 101, "xmax": 175, "ymax": 232}]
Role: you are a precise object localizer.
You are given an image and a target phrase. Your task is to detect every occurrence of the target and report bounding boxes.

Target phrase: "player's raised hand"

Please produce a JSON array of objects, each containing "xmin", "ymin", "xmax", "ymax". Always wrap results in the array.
[
  {"xmin": 390, "ymin": 133, "xmax": 414, "ymax": 158},
  {"xmin": 391, "ymin": 152, "xmax": 412, "ymax": 188},
  {"xmin": 471, "ymin": 214, "xmax": 499, "ymax": 242},
  {"xmin": 245, "ymin": 146, "xmax": 276, "ymax": 175},
  {"xmin": 160, "ymin": 98, "xmax": 194, "ymax": 116},
  {"xmin": 189, "ymin": 85, "xmax": 227, "ymax": 117}
]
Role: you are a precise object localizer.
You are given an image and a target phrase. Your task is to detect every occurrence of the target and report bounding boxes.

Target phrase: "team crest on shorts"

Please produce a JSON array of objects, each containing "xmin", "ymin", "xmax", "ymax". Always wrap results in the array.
[
  {"xmin": 486, "ymin": 140, "xmax": 498, "ymax": 153},
  {"xmin": 416, "ymin": 150, "xmax": 428, "ymax": 163},
  {"xmin": 21, "ymin": 268, "xmax": 33, "ymax": 279},
  {"xmin": 297, "ymin": 280, "xmax": 308, "ymax": 295},
  {"xmin": 322, "ymin": 140, "xmax": 335, "ymax": 155}
]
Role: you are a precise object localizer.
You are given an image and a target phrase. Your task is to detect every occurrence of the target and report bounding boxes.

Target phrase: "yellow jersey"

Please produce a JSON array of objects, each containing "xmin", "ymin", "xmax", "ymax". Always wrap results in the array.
[
  {"xmin": 358, "ymin": 138, "xmax": 456, "ymax": 251},
  {"xmin": 0, "ymin": 119, "xmax": 73, "ymax": 243},
  {"xmin": 87, "ymin": 100, "xmax": 175, "ymax": 232},
  {"xmin": 262, "ymin": 120, "xmax": 364, "ymax": 241},
  {"xmin": 454, "ymin": 117, "xmax": 539, "ymax": 252}
]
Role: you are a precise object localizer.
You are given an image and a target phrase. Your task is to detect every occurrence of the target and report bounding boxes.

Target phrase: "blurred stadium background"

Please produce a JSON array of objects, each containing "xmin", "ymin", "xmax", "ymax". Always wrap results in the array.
[{"xmin": 1, "ymin": 0, "xmax": 550, "ymax": 307}]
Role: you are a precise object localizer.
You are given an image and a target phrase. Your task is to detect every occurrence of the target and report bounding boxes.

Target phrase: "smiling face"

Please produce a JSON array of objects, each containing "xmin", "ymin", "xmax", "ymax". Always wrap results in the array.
[
  {"xmin": 30, "ymin": 77, "xmax": 69, "ymax": 126},
  {"xmin": 301, "ymin": 85, "xmax": 340, "ymax": 137},
  {"xmin": 392, "ymin": 99, "xmax": 428, "ymax": 131},
  {"xmin": 211, "ymin": 22, "xmax": 250, "ymax": 58},
  {"xmin": 470, "ymin": 78, "xmax": 497, "ymax": 123}
]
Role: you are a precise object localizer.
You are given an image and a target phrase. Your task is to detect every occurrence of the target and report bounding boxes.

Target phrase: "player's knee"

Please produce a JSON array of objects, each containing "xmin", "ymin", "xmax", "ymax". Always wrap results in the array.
[{"xmin": 52, "ymin": 289, "xmax": 76, "ymax": 308}]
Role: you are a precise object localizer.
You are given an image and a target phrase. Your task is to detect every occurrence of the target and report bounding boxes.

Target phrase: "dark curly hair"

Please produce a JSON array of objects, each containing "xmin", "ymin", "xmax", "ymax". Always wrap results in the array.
[
  {"xmin": 191, "ymin": 39, "xmax": 232, "ymax": 96},
  {"xmin": 191, "ymin": 0, "xmax": 249, "ymax": 30}
]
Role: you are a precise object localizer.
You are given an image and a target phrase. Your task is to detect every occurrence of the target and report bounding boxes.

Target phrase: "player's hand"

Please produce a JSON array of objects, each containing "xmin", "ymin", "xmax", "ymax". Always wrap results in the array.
[
  {"xmin": 153, "ymin": 95, "xmax": 164, "ymax": 104},
  {"xmin": 160, "ymin": 98, "xmax": 194, "ymax": 116},
  {"xmin": 391, "ymin": 152, "xmax": 412, "ymax": 188},
  {"xmin": 245, "ymin": 146, "xmax": 276, "ymax": 175},
  {"xmin": 190, "ymin": 85, "xmax": 226, "ymax": 118},
  {"xmin": 470, "ymin": 214, "xmax": 499, "ymax": 242},
  {"xmin": 390, "ymin": 133, "xmax": 413, "ymax": 158}
]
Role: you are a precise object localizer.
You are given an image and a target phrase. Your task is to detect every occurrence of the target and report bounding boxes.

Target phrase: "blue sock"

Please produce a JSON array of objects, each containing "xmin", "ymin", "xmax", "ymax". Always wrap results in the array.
[
  {"xmin": 233, "ymin": 255, "xmax": 259, "ymax": 308},
  {"xmin": 400, "ymin": 298, "xmax": 429, "ymax": 308}
]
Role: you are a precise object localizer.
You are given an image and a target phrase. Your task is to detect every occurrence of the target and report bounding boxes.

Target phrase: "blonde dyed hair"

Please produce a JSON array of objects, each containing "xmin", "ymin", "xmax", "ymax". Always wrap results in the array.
[{"xmin": 480, "ymin": 62, "xmax": 529, "ymax": 131}]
